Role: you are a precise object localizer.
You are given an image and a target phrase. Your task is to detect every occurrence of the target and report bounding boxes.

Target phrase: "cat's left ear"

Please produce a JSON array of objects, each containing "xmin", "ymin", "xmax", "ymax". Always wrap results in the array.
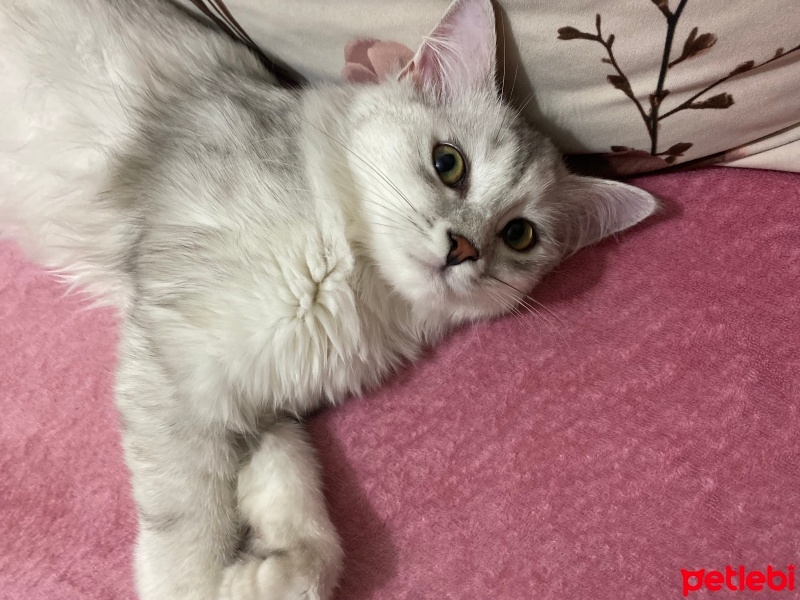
[
  {"xmin": 399, "ymin": 0, "xmax": 496, "ymax": 98},
  {"xmin": 556, "ymin": 176, "xmax": 659, "ymax": 255}
]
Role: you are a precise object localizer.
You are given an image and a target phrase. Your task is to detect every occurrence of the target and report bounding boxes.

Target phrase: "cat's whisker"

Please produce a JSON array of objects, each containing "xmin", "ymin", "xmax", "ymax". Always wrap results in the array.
[
  {"xmin": 495, "ymin": 288, "xmax": 552, "ymax": 335},
  {"xmin": 364, "ymin": 201, "xmax": 425, "ymax": 233},
  {"xmin": 307, "ymin": 153, "xmax": 426, "ymax": 228},
  {"xmin": 358, "ymin": 213, "xmax": 412, "ymax": 231},
  {"xmin": 487, "ymin": 275, "xmax": 566, "ymax": 343},
  {"xmin": 484, "ymin": 287, "xmax": 539, "ymax": 338},
  {"xmin": 265, "ymin": 149, "xmax": 428, "ymax": 234},
  {"xmin": 515, "ymin": 299, "xmax": 566, "ymax": 346},
  {"xmin": 451, "ymin": 321, "xmax": 484, "ymax": 359},
  {"xmin": 499, "ymin": 62, "xmax": 520, "ymax": 133},
  {"xmin": 490, "ymin": 275, "xmax": 567, "ymax": 341},
  {"xmin": 512, "ymin": 294, "xmax": 564, "ymax": 342},
  {"xmin": 513, "ymin": 92, "xmax": 536, "ymax": 122},
  {"xmin": 499, "ymin": 14, "xmax": 507, "ymax": 100},
  {"xmin": 507, "ymin": 62, "xmax": 520, "ymax": 103},
  {"xmin": 292, "ymin": 190, "xmax": 420, "ymax": 235},
  {"xmin": 258, "ymin": 181, "xmax": 414, "ymax": 231},
  {"xmin": 317, "ymin": 150, "xmax": 430, "ymax": 232},
  {"xmin": 521, "ymin": 292, "xmax": 569, "ymax": 333},
  {"xmin": 296, "ymin": 116, "xmax": 425, "ymax": 222},
  {"xmin": 472, "ymin": 321, "xmax": 484, "ymax": 352},
  {"xmin": 488, "ymin": 278, "xmax": 557, "ymax": 333},
  {"xmin": 213, "ymin": 155, "xmax": 427, "ymax": 234},
  {"xmin": 489, "ymin": 271, "xmax": 568, "ymax": 334},
  {"xmin": 484, "ymin": 286, "xmax": 515, "ymax": 315},
  {"xmin": 360, "ymin": 208, "xmax": 420, "ymax": 234}
]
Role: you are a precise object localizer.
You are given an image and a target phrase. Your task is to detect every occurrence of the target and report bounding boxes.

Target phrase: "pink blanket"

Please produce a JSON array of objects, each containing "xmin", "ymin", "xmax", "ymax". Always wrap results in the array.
[{"xmin": 1, "ymin": 167, "xmax": 798, "ymax": 599}]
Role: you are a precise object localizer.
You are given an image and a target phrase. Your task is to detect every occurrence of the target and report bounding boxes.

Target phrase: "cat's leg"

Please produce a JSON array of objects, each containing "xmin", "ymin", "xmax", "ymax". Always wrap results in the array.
[
  {"xmin": 129, "ymin": 428, "xmax": 239, "ymax": 600},
  {"xmin": 116, "ymin": 330, "xmax": 240, "ymax": 600},
  {"xmin": 220, "ymin": 419, "xmax": 343, "ymax": 600}
]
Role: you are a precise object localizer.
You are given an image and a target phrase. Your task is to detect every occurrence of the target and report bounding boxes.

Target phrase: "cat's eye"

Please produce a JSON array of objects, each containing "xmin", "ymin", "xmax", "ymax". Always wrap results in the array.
[
  {"xmin": 432, "ymin": 143, "xmax": 466, "ymax": 187},
  {"xmin": 501, "ymin": 219, "xmax": 537, "ymax": 252}
]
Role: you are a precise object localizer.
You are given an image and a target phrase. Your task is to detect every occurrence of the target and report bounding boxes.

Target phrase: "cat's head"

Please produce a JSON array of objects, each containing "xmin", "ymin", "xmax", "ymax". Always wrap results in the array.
[{"xmin": 342, "ymin": 0, "xmax": 656, "ymax": 325}]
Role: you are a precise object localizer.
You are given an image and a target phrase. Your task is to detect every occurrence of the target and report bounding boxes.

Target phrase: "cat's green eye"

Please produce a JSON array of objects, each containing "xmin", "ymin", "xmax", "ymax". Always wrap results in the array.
[
  {"xmin": 501, "ymin": 219, "xmax": 537, "ymax": 252},
  {"xmin": 432, "ymin": 143, "xmax": 466, "ymax": 187}
]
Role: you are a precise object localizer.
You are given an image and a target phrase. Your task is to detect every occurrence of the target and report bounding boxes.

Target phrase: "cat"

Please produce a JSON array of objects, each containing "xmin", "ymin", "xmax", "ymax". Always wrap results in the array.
[{"xmin": 0, "ymin": 0, "xmax": 657, "ymax": 598}]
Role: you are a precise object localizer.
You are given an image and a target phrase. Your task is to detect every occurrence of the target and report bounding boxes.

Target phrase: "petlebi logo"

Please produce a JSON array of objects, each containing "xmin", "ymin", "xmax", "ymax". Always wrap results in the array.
[{"xmin": 681, "ymin": 565, "xmax": 795, "ymax": 596}]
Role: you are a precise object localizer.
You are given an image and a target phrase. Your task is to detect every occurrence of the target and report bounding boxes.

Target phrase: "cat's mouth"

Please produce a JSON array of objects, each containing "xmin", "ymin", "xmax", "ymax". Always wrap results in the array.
[
  {"xmin": 406, "ymin": 251, "xmax": 441, "ymax": 273},
  {"xmin": 407, "ymin": 252, "xmax": 480, "ymax": 295}
]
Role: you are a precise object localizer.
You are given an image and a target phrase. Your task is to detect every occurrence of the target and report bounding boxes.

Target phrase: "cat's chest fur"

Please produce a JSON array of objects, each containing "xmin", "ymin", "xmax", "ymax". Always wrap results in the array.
[{"xmin": 132, "ymin": 206, "xmax": 425, "ymax": 427}]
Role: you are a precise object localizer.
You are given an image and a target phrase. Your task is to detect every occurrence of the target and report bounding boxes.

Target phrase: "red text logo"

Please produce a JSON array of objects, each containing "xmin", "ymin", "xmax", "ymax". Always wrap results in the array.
[{"xmin": 682, "ymin": 565, "xmax": 795, "ymax": 596}]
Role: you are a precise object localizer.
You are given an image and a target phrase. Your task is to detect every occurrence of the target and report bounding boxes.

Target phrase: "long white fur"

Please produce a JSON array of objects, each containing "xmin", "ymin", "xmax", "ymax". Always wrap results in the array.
[{"xmin": 0, "ymin": 0, "xmax": 657, "ymax": 598}]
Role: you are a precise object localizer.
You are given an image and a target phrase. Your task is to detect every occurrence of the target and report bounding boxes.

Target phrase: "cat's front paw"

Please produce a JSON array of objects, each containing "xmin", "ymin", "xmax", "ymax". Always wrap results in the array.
[{"xmin": 220, "ymin": 539, "xmax": 342, "ymax": 600}]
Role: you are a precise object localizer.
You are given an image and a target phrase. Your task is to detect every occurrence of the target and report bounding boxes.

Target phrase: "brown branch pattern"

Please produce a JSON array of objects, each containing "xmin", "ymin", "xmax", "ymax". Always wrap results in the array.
[
  {"xmin": 557, "ymin": 0, "xmax": 800, "ymax": 165},
  {"xmin": 659, "ymin": 42, "xmax": 800, "ymax": 120},
  {"xmin": 649, "ymin": 0, "xmax": 688, "ymax": 154}
]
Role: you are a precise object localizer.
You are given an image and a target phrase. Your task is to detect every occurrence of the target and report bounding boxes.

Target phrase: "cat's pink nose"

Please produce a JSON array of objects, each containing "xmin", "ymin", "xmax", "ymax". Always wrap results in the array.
[{"xmin": 446, "ymin": 232, "xmax": 479, "ymax": 266}]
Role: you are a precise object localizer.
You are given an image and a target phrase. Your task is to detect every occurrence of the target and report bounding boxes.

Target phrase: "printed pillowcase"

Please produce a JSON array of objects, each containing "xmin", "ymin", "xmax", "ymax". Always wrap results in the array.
[{"xmin": 178, "ymin": 0, "xmax": 800, "ymax": 177}]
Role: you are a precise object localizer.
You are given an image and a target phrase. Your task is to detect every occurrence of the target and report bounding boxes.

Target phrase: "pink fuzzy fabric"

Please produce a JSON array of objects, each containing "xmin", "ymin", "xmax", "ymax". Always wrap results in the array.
[{"xmin": 1, "ymin": 168, "xmax": 798, "ymax": 599}]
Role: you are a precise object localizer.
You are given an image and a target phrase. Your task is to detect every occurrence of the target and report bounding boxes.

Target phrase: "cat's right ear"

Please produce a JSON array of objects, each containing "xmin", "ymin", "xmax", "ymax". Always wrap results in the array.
[
  {"xmin": 555, "ymin": 175, "xmax": 659, "ymax": 256},
  {"xmin": 399, "ymin": 0, "xmax": 497, "ymax": 98}
]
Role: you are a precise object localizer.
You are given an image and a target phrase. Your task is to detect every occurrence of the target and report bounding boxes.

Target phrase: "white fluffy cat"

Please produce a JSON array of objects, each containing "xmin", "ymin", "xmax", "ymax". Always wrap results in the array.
[{"xmin": 0, "ymin": 0, "xmax": 656, "ymax": 598}]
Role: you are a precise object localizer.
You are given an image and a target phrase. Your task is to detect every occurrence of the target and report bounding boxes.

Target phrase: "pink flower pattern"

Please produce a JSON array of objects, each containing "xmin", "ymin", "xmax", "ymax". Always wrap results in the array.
[{"xmin": 342, "ymin": 38, "xmax": 414, "ymax": 84}]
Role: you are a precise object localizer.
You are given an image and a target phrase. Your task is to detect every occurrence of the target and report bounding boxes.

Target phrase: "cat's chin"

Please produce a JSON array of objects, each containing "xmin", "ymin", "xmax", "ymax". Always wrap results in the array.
[
  {"xmin": 375, "ymin": 251, "xmax": 508, "ymax": 323},
  {"xmin": 392, "ymin": 268, "xmax": 517, "ymax": 326}
]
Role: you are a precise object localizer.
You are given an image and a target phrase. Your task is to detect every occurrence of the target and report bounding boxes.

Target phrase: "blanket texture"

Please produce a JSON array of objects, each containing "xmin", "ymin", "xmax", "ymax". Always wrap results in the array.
[{"xmin": 1, "ymin": 167, "xmax": 798, "ymax": 599}]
